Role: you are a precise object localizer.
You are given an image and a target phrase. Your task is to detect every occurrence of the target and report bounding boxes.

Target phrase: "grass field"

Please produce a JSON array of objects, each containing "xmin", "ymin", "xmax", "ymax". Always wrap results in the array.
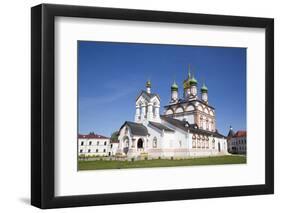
[{"xmin": 78, "ymin": 155, "xmax": 246, "ymax": 171}]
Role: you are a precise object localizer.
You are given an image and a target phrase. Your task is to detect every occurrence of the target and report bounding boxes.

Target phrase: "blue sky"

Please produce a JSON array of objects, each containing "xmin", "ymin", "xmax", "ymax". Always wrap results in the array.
[{"xmin": 78, "ymin": 41, "xmax": 246, "ymax": 137}]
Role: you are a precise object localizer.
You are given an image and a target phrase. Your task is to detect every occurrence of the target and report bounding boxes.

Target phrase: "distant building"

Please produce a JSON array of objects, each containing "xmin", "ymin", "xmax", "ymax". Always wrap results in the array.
[
  {"xmin": 78, "ymin": 133, "xmax": 110, "ymax": 156},
  {"xmin": 226, "ymin": 126, "xmax": 235, "ymax": 153},
  {"xmin": 227, "ymin": 128, "xmax": 246, "ymax": 154}
]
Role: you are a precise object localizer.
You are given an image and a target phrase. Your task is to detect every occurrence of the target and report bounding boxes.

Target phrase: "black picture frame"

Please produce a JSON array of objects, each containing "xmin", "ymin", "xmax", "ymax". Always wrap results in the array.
[{"xmin": 31, "ymin": 3, "xmax": 274, "ymax": 209}]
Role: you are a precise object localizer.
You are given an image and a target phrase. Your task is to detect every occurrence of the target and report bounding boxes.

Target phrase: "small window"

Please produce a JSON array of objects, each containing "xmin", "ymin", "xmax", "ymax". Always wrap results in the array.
[
  {"xmin": 89, "ymin": 141, "xmax": 92, "ymax": 145},
  {"xmin": 110, "ymin": 144, "xmax": 113, "ymax": 148},
  {"xmin": 212, "ymin": 139, "xmax": 215, "ymax": 149},
  {"xmin": 96, "ymin": 149, "xmax": 98, "ymax": 153},
  {"xmin": 103, "ymin": 149, "xmax": 106, "ymax": 153},
  {"xmin": 153, "ymin": 137, "xmax": 157, "ymax": 148},
  {"xmin": 81, "ymin": 141, "xmax": 84, "ymax": 146},
  {"xmin": 192, "ymin": 140, "xmax": 196, "ymax": 148},
  {"xmin": 104, "ymin": 141, "xmax": 107, "ymax": 145},
  {"xmin": 79, "ymin": 149, "xmax": 83, "ymax": 153},
  {"xmin": 88, "ymin": 149, "xmax": 91, "ymax": 153},
  {"xmin": 97, "ymin": 141, "xmax": 99, "ymax": 146}
]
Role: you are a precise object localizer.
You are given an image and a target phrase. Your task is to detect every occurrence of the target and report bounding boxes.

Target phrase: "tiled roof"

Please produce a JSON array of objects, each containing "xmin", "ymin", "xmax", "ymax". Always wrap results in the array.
[
  {"xmin": 149, "ymin": 121, "xmax": 175, "ymax": 132},
  {"xmin": 120, "ymin": 121, "xmax": 148, "ymax": 136},
  {"xmin": 136, "ymin": 90, "xmax": 160, "ymax": 102},
  {"xmin": 227, "ymin": 129, "xmax": 235, "ymax": 137},
  {"xmin": 164, "ymin": 99, "xmax": 215, "ymax": 110},
  {"xmin": 78, "ymin": 133, "xmax": 109, "ymax": 139},
  {"xmin": 161, "ymin": 115, "xmax": 225, "ymax": 138},
  {"xmin": 233, "ymin": 131, "xmax": 246, "ymax": 138}
]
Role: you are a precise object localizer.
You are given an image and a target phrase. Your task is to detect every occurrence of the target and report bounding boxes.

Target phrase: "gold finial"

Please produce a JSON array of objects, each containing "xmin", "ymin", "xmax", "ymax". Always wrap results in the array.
[{"xmin": 188, "ymin": 64, "xmax": 191, "ymax": 78}]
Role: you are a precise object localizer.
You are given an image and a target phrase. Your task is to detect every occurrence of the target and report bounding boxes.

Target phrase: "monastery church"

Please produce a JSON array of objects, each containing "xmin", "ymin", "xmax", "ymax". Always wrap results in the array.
[{"xmin": 117, "ymin": 68, "xmax": 228, "ymax": 159}]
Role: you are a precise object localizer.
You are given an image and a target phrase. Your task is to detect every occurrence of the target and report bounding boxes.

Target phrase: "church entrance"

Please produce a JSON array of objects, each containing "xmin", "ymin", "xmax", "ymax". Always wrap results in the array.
[
  {"xmin": 123, "ymin": 136, "xmax": 130, "ymax": 155},
  {"xmin": 137, "ymin": 138, "xmax": 144, "ymax": 149}
]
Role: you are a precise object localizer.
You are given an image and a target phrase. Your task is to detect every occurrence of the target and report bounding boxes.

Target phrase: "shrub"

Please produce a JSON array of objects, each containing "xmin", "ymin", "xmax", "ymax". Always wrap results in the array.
[
  {"xmin": 171, "ymin": 157, "xmax": 174, "ymax": 160},
  {"xmin": 144, "ymin": 156, "xmax": 148, "ymax": 160},
  {"xmin": 131, "ymin": 157, "xmax": 135, "ymax": 162},
  {"xmin": 158, "ymin": 156, "xmax": 161, "ymax": 160}
]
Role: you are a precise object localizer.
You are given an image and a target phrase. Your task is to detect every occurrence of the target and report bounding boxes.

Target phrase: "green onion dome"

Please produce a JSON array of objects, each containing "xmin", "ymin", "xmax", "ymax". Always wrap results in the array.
[
  {"xmin": 189, "ymin": 75, "xmax": 197, "ymax": 86},
  {"xmin": 201, "ymin": 83, "xmax": 208, "ymax": 92},
  {"xmin": 171, "ymin": 81, "xmax": 178, "ymax": 91},
  {"xmin": 146, "ymin": 80, "xmax": 151, "ymax": 88}
]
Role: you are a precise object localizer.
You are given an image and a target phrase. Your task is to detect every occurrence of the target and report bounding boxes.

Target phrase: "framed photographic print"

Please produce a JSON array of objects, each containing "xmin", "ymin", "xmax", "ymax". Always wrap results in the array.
[{"xmin": 31, "ymin": 3, "xmax": 274, "ymax": 209}]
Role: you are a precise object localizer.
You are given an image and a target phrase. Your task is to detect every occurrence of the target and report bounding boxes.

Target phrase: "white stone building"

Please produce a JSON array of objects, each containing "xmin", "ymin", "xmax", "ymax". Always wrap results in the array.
[
  {"xmin": 78, "ymin": 133, "xmax": 111, "ymax": 157},
  {"xmin": 227, "ymin": 129, "xmax": 247, "ymax": 154},
  {"xmin": 117, "ymin": 68, "xmax": 228, "ymax": 159}
]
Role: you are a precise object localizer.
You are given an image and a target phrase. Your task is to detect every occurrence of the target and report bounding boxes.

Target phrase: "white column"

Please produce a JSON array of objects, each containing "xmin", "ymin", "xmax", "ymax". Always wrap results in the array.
[
  {"xmin": 141, "ymin": 104, "xmax": 146, "ymax": 121},
  {"xmin": 135, "ymin": 105, "xmax": 140, "ymax": 122},
  {"xmin": 154, "ymin": 105, "xmax": 160, "ymax": 121},
  {"xmin": 147, "ymin": 102, "xmax": 153, "ymax": 120}
]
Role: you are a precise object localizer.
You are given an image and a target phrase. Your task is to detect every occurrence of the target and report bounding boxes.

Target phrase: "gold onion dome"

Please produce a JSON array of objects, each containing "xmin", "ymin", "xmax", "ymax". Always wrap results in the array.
[
  {"xmin": 183, "ymin": 73, "xmax": 192, "ymax": 89},
  {"xmin": 171, "ymin": 81, "xmax": 178, "ymax": 91},
  {"xmin": 201, "ymin": 82, "xmax": 208, "ymax": 92},
  {"xmin": 146, "ymin": 80, "xmax": 151, "ymax": 88}
]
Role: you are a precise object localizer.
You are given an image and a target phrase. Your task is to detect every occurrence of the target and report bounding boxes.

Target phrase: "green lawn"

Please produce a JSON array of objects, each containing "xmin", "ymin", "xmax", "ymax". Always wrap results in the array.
[{"xmin": 78, "ymin": 155, "xmax": 246, "ymax": 171}]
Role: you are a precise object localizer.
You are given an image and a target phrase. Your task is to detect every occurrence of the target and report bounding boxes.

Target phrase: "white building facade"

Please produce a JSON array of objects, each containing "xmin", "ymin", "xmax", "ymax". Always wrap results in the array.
[
  {"xmin": 78, "ymin": 133, "xmax": 114, "ymax": 157},
  {"xmin": 117, "ymin": 69, "xmax": 228, "ymax": 159},
  {"xmin": 227, "ymin": 130, "xmax": 247, "ymax": 154}
]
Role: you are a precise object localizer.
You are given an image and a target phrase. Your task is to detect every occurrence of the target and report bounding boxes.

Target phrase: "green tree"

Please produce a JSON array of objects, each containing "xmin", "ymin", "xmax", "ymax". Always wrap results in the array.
[{"xmin": 110, "ymin": 131, "xmax": 119, "ymax": 141}]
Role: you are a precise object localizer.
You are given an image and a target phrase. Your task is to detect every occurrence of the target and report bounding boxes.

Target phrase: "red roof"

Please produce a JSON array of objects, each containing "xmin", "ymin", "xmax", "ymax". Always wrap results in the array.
[
  {"xmin": 78, "ymin": 133, "xmax": 109, "ymax": 139},
  {"xmin": 233, "ymin": 131, "xmax": 246, "ymax": 138}
]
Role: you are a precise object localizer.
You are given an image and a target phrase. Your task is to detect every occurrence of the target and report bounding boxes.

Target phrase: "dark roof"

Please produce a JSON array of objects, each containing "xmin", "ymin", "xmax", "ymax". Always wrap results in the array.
[
  {"xmin": 120, "ymin": 121, "xmax": 148, "ymax": 136},
  {"xmin": 161, "ymin": 115, "xmax": 225, "ymax": 138},
  {"xmin": 149, "ymin": 121, "xmax": 175, "ymax": 132},
  {"xmin": 233, "ymin": 131, "xmax": 246, "ymax": 138},
  {"xmin": 136, "ymin": 90, "xmax": 160, "ymax": 102},
  {"xmin": 164, "ymin": 99, "xmax": 215, "ymax": 110},
  {"xmin": 227, "ymin": 128, "xmax": 235, "ymax": 137},
  {"xmin": 78, "ymin": 133, "xmax": 109, "ymax": 139}
]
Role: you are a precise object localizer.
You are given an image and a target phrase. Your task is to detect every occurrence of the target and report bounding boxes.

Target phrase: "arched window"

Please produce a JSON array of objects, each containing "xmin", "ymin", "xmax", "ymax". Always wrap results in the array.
[
  {"xmin": 153, "ymin": 137, "xmax": 157, "ymax": 148},
  {"xmin": 206, "ymin": 119, "xmax": 209, "ymax": 130},
  {"xmin": 153, "ymin": 102, "xmax": 158, "ymax": 117},
  {"xmin": 104, "ymin": 141, "xmax": 107, "ymax": 145},
  {"xmin": 200, "ymin": 116, "xmax": 203, "ymax": 128},
  {"xmin": 81, "ymin": 141, "xmax": 84, "ymax": 146},
  {"xmin": 192, "ymin": 140, "xmax": 196, "ymax": 148}
]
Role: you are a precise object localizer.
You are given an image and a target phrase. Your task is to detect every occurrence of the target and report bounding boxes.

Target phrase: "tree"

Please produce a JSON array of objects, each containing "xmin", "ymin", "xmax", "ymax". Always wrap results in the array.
[{"xmin": 110, "ymin": 131, "xmax": 119, "ymax": 141}]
